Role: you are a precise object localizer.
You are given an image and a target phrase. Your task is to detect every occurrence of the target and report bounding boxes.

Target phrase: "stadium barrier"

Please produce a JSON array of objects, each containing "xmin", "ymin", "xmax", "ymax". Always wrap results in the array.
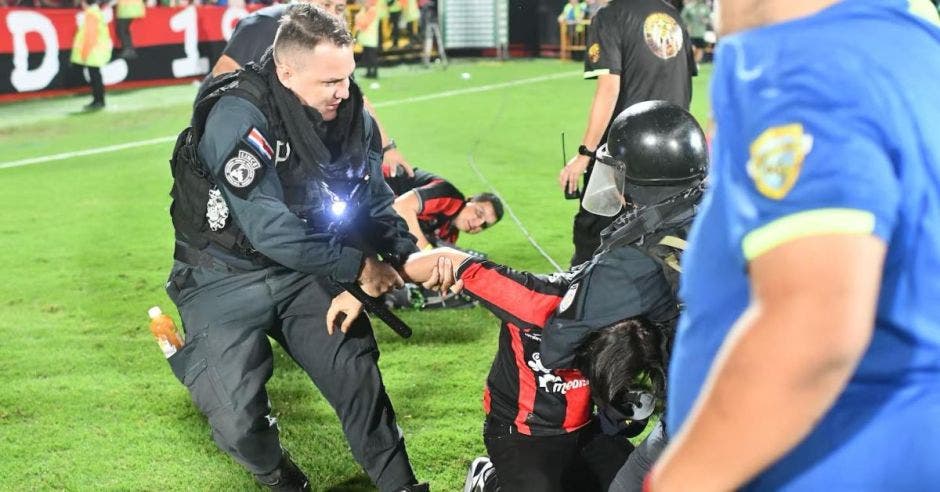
[{"xmin": 0, "ymin": 5, "xmax": 259, "ymax": 101}]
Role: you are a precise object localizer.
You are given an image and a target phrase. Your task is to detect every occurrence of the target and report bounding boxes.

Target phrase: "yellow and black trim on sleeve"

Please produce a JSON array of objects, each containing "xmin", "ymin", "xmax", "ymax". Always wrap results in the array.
[{"xmin": 742, "ymin": 208, "xmax": 876, "ymax": 261}]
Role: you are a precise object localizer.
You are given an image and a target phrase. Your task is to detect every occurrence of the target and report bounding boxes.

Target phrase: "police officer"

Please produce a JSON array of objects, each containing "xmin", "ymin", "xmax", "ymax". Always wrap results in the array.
[
  {"xmin": 558, "ymin": 0, "xmax": 695, "ymax": 266},
  {"xmin": 199, "ymin": 0, "xmax": 415, "ymax": 177},
  {"xmin": 405, "ymin": 101, "xmax": 708, "ymax": 492},
  {"xmin": 166, "ymin": 5, "xmax": 425, "ymax": 491}
]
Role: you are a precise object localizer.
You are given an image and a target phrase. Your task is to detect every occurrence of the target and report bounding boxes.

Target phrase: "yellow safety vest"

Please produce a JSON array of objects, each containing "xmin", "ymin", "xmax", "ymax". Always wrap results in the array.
[
  {"xmin": 71, "ymin": 5, "xmax": 113, "ymax": 68},
  {"xmin": 117, "ymin": 0, "xmax": 145, "ymax": 20},
  {"xmin": 403, "ymin": 0, "xmax": 420, "ymax": 23},
  {"xmin": 357, "ymin": 7, "xmax": 380, "ymax": 48}
]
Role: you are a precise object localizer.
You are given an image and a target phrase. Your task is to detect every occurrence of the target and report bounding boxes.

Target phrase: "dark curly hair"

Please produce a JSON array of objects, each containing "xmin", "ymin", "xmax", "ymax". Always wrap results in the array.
[{"xmin": 574, "ymin": 317, "xmax": 671, "ymax": 411}]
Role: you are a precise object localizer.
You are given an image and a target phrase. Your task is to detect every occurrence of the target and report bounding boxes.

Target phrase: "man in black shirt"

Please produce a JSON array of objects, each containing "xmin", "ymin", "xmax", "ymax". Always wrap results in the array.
[{"xmin": 558, "ymin": 0, "xmax": 695, "ymax": 266}]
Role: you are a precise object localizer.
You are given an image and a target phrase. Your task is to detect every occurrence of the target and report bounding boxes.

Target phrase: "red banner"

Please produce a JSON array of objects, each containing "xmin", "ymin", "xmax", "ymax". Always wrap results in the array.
[{"xmin": 0, "ymin": 5, "xmax": 261, "ymax": 99}]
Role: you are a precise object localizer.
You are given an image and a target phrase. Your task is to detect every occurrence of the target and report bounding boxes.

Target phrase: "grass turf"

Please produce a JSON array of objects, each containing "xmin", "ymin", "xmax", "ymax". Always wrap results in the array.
[{"xmin": 0, "ymin": 58, "xmax": 711, "ymax": 490}]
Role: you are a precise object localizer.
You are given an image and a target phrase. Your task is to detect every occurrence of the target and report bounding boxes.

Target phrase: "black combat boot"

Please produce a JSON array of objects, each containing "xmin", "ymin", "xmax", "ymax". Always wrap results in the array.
[{"xmin": 254, "ymin": 453, "xmax": 310, "ymax": 491}]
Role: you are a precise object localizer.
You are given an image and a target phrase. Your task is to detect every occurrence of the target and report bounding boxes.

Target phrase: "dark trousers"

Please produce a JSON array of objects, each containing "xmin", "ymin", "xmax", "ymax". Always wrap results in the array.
[
  {"xmin": 388, "ymin": 11, "xmax": 402, "ymax": 46},
  {"xmin": 165, "ymin": 261, "xmax": 416, "ymax": 491},
  {"xmin": 609, "ymin": 421, "xmax": 668, "ymax": 492},
  {"xmin": 362, "ymin": 46, "xmax": 379, "ymax": 77},
  {"xmin": 571, "ymin": 160, "xmax": 616, "ymax": 267},
  {"xmin": 116, "ymin": 18, "xmax": 133, "ymax": 49},
  {"xmin": 483, "ymin": 420, "xmax": 631, "ymax": 492},
  {"xmin": 87, "ymin": 66, "xmax": 104, "ymax": 103}
]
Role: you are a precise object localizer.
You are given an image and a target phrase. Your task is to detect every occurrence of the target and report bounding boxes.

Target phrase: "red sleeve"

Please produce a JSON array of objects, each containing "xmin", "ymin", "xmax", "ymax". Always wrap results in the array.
[
  {"xmin": 457, "ymin": 260, "xmax": 569, "ymax": 329},
  {"xmin": 416, "ymin": 180, "xmax": 465, "ymax": 218}
]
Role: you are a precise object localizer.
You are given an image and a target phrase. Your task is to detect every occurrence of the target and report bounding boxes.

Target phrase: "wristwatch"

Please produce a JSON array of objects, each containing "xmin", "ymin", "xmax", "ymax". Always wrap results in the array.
[
  {"xmin": 578, "ymin": 144, "xmax": 596, "ymax": 158},
  {"xmin": 382, "ymin": 139, "xmax": 397, "ymax": 153}
]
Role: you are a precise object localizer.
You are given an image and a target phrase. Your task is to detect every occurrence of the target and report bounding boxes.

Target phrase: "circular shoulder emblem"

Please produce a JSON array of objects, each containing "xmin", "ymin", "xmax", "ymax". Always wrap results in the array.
[
  {"xmin": 643, "ymin": 13, "xmax": 683, "ymax": 60},
  {"xmin": 588, "ymin": 43, "xmax": 601, "ymax": 64},
  {"xmin": 224, "ymin": 150, "xmax": 262, "ymax": 188}
]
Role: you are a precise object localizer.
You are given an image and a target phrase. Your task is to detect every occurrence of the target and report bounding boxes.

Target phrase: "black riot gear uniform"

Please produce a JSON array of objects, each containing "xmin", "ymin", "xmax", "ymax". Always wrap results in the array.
[
  {"xmin": 164, "ymin": 53, "xmax": 420, "ymax": 491},
  {"xmin": 542, "ymin": 101, "xmax": 709, "ymax": 492}
]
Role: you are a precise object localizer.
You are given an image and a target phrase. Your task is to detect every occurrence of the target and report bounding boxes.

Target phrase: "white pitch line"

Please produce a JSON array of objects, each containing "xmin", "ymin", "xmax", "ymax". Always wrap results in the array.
[
  {"xmin": 371, "ymin": 71, "xmax": 580, "ymax": 109},
  {"xmin": 0, "ymin": 136, "xmax": 178, "ymax": 170},
  {"xmin": 466, "ymin": 153, "xmax": 565, "ymax": 273},
  {"xmin": 0, "ymin": 70, "xmax": 581, "ymax": 171}
]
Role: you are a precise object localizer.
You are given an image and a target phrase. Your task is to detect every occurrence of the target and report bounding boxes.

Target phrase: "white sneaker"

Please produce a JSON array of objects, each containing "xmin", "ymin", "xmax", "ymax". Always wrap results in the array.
[{"xmin": 462, "ymin": 456, "xmax": 496, "ymax": 492}]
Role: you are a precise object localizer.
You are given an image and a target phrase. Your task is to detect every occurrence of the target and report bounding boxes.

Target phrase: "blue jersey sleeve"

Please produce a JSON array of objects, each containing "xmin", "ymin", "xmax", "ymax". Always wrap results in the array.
[
  {"xmin": 724, "ymin": 66, "xmax": 902, "ymax": 261},
  {"xmin": 198, "ymin": 96, "xmax": 363, "ymax": 282}
]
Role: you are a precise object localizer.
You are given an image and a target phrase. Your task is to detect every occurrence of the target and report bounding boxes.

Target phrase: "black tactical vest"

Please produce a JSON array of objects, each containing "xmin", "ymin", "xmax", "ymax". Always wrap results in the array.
[{"xmin": 168, "ymin": 69, "xmax": 374, "ymax": 255}]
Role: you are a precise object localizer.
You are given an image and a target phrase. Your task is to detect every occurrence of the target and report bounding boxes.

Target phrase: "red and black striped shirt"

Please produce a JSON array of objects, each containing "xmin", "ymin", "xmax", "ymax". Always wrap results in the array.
[{"xmin": 457, "ymin": 259, "xmax": 593, "ymax": 436}]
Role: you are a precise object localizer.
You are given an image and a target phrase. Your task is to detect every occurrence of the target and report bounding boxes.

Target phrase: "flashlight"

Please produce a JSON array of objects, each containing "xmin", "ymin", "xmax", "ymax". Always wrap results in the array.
[{"xmin": 330, "ymin": 200, "xmax": 347, "ymax": 216}]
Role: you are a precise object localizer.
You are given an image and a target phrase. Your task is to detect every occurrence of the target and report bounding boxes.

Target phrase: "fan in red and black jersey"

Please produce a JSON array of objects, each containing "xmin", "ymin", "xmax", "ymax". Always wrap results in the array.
[
  {"xmin": 401, "ymin": 246, "xmax": 676, "ymax": 491},
  {"xmin": 399, "ymin": 101, "xmax": 708, "ymax": 492},
  {"xmin": 389, "ymin": 168, "xmax": 504, "ymax": 250}
]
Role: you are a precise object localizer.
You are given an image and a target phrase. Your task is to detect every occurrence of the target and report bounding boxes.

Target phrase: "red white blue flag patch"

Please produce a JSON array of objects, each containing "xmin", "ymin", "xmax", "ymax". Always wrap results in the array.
[{"xmin": 244, "ymin": 127, "xmax": 273, "ymax": 161}]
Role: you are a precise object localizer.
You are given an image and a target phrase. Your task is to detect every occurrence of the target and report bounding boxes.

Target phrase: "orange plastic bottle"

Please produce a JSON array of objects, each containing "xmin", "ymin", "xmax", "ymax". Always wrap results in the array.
[{"xmin": 148, "ymin": 306, "xmax": 184, "ymax": 358}]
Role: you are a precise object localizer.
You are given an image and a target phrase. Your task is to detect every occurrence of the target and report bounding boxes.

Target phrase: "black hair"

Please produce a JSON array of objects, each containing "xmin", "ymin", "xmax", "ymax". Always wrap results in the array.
[
  {"xmin": 469, "ymin": 192, "xmax": 504, "ymax": 222},
  {"xmin": 274, "ymin": 3, "xmax": 353, "ymax": 63},
  {"xmin": 574, "ymin": 317, "xmax": 669, "ymax": 409}
]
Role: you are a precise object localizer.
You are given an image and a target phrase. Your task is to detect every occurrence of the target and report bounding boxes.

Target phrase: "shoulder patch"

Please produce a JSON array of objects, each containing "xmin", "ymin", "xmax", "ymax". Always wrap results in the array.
[
  {"xmin": 643, "ymin": 13, "xmax": 683, "ymax": 60},
  {"xmin": 221, "ymin": 141, "xmax": 268, "ymax": 198},
  {"xmin": 245, "ymin": 127, "xmax": 274, "ymax": 161},
  {"xmin": 746, "ymin": 123, "xmax": 814, "ymax": 200},
  {"xmin": 588, "ymin": 43, "xmax": 601, "ymax": 63}
]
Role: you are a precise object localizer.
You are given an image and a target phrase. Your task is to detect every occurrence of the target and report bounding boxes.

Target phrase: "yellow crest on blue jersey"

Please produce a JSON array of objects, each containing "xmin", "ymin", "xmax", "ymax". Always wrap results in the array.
[{"xmin": 746, "ymin": 124, "xmax": 814, "ymax": 200}]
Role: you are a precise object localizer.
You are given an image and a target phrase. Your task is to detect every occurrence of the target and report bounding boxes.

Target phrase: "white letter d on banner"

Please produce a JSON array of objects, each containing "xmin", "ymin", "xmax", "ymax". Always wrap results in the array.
[{"xmin": 7, "ymin": 11, "xmax": 60, "ymax": 93}]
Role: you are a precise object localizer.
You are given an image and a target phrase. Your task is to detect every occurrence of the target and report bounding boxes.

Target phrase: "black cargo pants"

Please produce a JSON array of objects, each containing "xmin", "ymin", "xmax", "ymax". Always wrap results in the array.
[{"xmin": 165, "ymin": 260, "xmax": 416, "ymax": 491}]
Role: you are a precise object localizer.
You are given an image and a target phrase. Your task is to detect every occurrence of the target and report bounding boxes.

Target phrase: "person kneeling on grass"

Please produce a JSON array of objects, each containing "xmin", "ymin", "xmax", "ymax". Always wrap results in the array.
[
  {"xmin": 325, "ymin": 101, "xmax": 709, "ymax": 491},
  {"xmin": 402, "ymin": 101, "xmax": 706, "ymax": 492}
]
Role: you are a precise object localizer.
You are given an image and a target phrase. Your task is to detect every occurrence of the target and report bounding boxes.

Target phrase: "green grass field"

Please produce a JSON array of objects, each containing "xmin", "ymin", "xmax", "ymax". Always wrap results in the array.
[{"xmin": 0, "ymin": 59, "xmax": 711, "ymax": 491}]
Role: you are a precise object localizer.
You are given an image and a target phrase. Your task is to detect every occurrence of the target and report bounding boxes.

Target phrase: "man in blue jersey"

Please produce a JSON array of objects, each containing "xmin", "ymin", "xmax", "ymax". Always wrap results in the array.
[{"xmin": 649, "ymin": 1, "xmax": 940, "ymax": 491}]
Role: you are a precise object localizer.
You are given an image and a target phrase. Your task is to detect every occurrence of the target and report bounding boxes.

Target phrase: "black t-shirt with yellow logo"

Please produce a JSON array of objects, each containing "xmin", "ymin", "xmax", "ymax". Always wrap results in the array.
[{"xmin": 584, "ymin": 0, "xmax": 695, "ymax": 136}]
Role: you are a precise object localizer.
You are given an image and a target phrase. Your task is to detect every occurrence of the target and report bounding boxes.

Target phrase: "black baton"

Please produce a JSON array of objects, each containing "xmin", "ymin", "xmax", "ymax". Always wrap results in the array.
[{"xmin": 341, "ymin": 282, "xmax": 413, "ymax": 338}]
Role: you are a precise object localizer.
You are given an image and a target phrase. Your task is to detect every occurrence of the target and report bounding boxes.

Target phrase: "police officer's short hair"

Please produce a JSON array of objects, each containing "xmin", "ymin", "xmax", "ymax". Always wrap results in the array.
[
  {"xmin": 274, "ymin": 3, "xmax": 353, "ymax": 62},
  {"xmin": 469, "ymin": 193, "xmax": 504, "ymax": 223}
]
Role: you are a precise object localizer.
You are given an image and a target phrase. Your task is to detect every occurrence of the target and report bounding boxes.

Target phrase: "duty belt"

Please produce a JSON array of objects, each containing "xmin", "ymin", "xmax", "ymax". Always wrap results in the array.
[{"xmin": 173, "ymin": 243, "xmax": 274, "ymax": 272}]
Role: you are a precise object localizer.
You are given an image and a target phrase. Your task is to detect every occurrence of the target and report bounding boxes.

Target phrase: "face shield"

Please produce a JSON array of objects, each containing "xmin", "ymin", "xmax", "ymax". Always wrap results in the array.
[{"xmin": 581, "ymin": 143, "xmax": 627, "ymax": 217}]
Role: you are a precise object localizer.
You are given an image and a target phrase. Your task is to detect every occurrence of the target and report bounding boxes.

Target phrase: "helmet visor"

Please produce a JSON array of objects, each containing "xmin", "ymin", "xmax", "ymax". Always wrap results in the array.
[{"xmin": 582, "ymin": 144, "xmax": 626, "ymax": 217}]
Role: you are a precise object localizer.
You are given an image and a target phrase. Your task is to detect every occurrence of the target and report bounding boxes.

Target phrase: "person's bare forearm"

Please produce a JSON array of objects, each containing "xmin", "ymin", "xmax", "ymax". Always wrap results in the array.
[
  {"xmin": 581, "ymin": 75, "xmax": 620, "ymax": 150},
  {"xmin": 652, "ymin": 303, "xmax": 870, "ymax": 491},
  {"xmin": 392, "ymin": 198, "xmax": 431, "ymax": 250},
  {"xmin": 362, "ymin": 96, "xmax": 390, "ymax": 146},
  {"xmin": 402, "ymin": 248, "xmax": 470, "ymax": 283},
  {"xmin": 652, "ymin": 235, "xmax": 885, "ymax": 491}
]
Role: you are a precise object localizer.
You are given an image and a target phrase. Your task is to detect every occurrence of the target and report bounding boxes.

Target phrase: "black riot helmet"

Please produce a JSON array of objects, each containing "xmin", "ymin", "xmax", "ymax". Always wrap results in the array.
[{"xmin": 583, "ymin": 101, "xmax": 708, "ymax": 216}]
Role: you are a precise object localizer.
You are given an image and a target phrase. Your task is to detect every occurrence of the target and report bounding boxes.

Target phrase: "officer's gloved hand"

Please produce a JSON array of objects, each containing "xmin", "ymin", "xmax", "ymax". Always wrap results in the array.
[{"xmin": 359, "ymin": 256, "xmax": 405, "ymax": 297}]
